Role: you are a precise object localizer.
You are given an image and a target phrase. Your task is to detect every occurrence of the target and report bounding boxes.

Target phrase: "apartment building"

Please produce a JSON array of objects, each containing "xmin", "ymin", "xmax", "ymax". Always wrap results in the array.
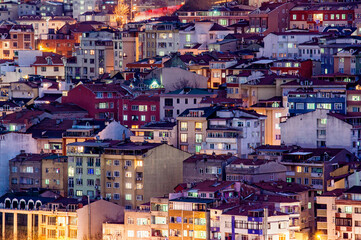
[
  {"xmin": 120, "ymin": 95, "xmax": 160, "ymax": 129},
  {"xmin": 250, "ymin": 96, "xmax": 288, "ymax": 145},
  {"xmin": 66, "ymin": 140, "xmax": 191, "ymax": 208},
  {"xmin": 316, "ymin": 186, "xmax": 361, "ymax": 240},
  {"xmin": 281, "ymin": 109, "xmax": 357, "ymax": 154},
  {"xmin": 177, "ymin": 4, "xmax": 252, "ymax": 26},
  {"xmin": 253, "ymin": 181, "xmax": 316, "ymax": 239},
  {"xmin": 280, "ymin": 147, "xmax": 357, "ymax": 192},
  {"xmin": 9, "ymin": 153, "xmax": 68, "ymax": 195},
  {"xmin": 203, "ymin": 108, "xmax": 266, "ymax": 157},
  {"xmin": 138, "ymin": 22, "xmax": 180, "ymax": 59},
  {"xmin": 260, "ymin": 32, "xmax": 329, "ymax": 59},
  {"xmin": 333, "ymin": 46, "xmax": 361, "ymax": 75},
  {"xmin": 177, "ymin": 106, "xmax": 219, "ymax": 153},
  {"xmin": 287, "ymin": 90, "xmax": 346, "ymax": 116},
  {"xmin": 289, "ymin": 2, "xmax": 356, "ymax": 32},
  {"xmin": 62, "ymin": 83, "xmax": 133, "ymax": 121},
  {"xmin": 160, "ymin": 88, "xmax": 216, "ymax": 121},
  {"xmin": 130, "ymin": 122, "xmax": 177, "ymax": 147},
  {"xmin": 66, "ymin": 28, "xmax": 117, "ymax": 80},
  {"xmin": 0, "ymin": 24, "xmax": 35, "ymax": 60},
  {"xmin": 101, "ymin": 142, "xmax": 191, "ymax": 209}
]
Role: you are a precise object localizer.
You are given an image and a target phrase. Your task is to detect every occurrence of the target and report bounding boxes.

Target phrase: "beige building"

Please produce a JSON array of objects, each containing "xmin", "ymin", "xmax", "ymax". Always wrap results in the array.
[
  {"xmin": 41, "ymin": 155, "xmax": 68, "ymax": 196},
  {"xmin": 101, "ymin": 143, "xmax": 191, "ymax": 209},
  {"xmin": 316, "ymin": 186, "xmax": 361, "ymax": 240}
]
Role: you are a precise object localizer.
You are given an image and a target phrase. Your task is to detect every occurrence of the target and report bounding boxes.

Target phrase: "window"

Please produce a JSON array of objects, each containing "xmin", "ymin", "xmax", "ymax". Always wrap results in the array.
[
  {"xmin": 114, "ymin": 182, "xmax": 120, "ymax": 188},
  {"xmin": 141, "ymin": 115, "xmax": 146, "ymax": 121},
  {"xmin": 195, "ymin": 122, "xmax": 202, "ymax": 131},
  {"xmin": 126, "ymin": 183, "xmax": 132, "ymax": 189},
  {"xmin": 128, "ymin": 230, "xmax": 134, "ymax": 237},
  {"xmin": 114, "ymin": 171, "xmax": 120, "ymax": 177},
  {"xmin": 195, "ymin": 134, "xmax": 202, "ymax": 143},
  {"xmin": 180, "ymin": 134, "xmax": 188, "ymax": 143},
  {"xmin": 181, "ymin": 122, "xmax": 188, "ymax": 131},
  {"xmin": 307, "ymin": 103, "xmax": 315, "ymax": 109},
  {"xmin": 296, "ymin": 103, "xmax": 304, "ymax": 110},
  {"xmin": 125, "ymin": 194, "xmax": 132, "ymax": 200},
  {"xmin": 296, "ymin": 166, "xmax": 302, "ymax": 173}
]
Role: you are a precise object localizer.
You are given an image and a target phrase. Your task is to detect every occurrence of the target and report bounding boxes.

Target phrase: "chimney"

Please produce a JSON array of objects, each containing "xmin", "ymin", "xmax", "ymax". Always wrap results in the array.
[{"xmin": 20, "ymin": 150, "xmax": 25, "ymax": 154}]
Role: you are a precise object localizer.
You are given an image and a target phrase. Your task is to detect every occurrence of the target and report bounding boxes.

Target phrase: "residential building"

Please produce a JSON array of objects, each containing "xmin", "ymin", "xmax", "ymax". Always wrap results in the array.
[
  {"xmin": 130, "ymin": 121, "xmax": 177, "ymax": 147},
  {"xmin": 178, "ymin": 21, "xmax": 233, "ymax": 51},
  {"xmin": 0, "ymin": 24, "xmax": 35, "ymax": 60},
  {"xmin": 250, "ymin": 96, "xmax": 287, "ymax": 145},
  {"xmin": 202, "ymin": 108, "xmax": 266, "ymax": 157},
  {"xmin": 248, "ymin": 2, "xmax": 295, "ymax": 35},
  {"xmin": 260, "ymin": 31, "xmax": 329, "ymax": 59},
  {"xmin": 333, "ymin": 46, "xmax": 361, "ymax": 75},
  {"xmin": 9, "ymin": 153, "xmax": 68, "ymax": 195},
  {"xmin": 270, "ymin": 59, "xmax": 315, "ymax": 78},
  {"xmin": 287, "ymin": 90, "xmax": 346, "ymax": 116},
  {"xmin": 120, "ymin": 95, "xmax": 160, "ymax": 129},
  {"xmin": 62, "ymin": 83, "xmax": 133, "ymax": 121},
  {"xmin": 316, "ymin": 186, "xmax": 361, "ymax": 240},
  {"xmin": 66, "ymin": 28, "xmax": 117, "ymax": 80},
  {"xmin": 289, "ymin": 3, "xmax": 356, "ymax": 32},
  {"xmin": 160, "ymin": 88, "xmax": 217, "ymax": 120},
  {"xmin": 177, "ymin": 4, "xmax": 253, "ymax": 26},
  {"xmin": 183, "ymin": 154, "xmax": 237, "ymax": 183},
  {"xmin": 225, "ymin": 158, "xmax": 287, "ymax": 183},
  {"xmin": 281, "ymin": 147, "xmax": 357, "ymax": 191},
  {"xmin": 253, "ymin": 181, "xmax": 316, "ymax": 238},
  {"xmin": 280, "ymin": 109, "xmax": 357, "ymax": 154},
  {"xmin": 101, "ymin": 142, "xmax": 191, "ymax": 209}
]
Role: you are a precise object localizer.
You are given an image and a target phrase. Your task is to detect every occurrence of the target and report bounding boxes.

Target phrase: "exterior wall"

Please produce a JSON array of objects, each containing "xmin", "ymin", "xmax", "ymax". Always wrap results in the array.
[
  {"xmin": 251, "ymin": 107, "xmax": 287, "ymax": 145},
  {"xmin": 143, "ymin": 145, "xmax": 191, "ymax": 206},
  {"xmin": 160, "ymin": 92, "xmax": 215, "ymax": 120},
  {"xmin": 0, "ymin": 133, "xmax": 37, "ymax": 195},
  {"xmin": 41, "ymin": 157, "xmax": 68, "ymax": 196},
  {"xmin": 183, "ymin": 160, "xmax": 223, "ymax": 183},
  {"xmin": 225, "ymin": 161, "xmax": 287, "ymax": 183},
  {"xmin": 176, "ymin": 117, "xmax": 208, "ymax": 153},
  {"xmin": 77, "ymin": 200, "xmax": 125, "ymax": 240},
  {"xmin": 131, "ymin": 127, "xmax": 177, "ymax": 147},
  {"xmin": 9, "ymin": 160, "xmax": 42, "ymax": 192},
  {"xmin": 120, "ymin": 97, "xmax": 160, "ymax": 129},
  {"xmin": 280, "ymin": 109, "xmax": 357, "ymax": 155},
  {"xmin": 123, "ymin": 210, "xmax": 151, "ymax": 240}
]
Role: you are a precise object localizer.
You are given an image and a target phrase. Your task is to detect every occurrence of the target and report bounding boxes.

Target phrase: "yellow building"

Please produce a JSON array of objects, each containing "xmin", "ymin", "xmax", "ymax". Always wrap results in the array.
[{"xmin": 168, "ymin": 198, "xmax": 214, "ymax": 239}]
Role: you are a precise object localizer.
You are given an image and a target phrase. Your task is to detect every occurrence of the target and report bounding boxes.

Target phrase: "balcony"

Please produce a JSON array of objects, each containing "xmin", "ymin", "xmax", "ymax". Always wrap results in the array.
[
  {"xmin": 311, "ymin": 172, "xmax": 323, "ymax": 178},
  {"xmin": 317, "ymin": 209, "xmax": 327, "ymax": 217},
  {"xmin": 286, "ymin": 171, "xmax": 295, "ymax": 176},
  {"xmin": 205, "ymin": 137, "xmax": 237, "ymax": 144},
  {"xmin": 317, "ymin": 222, "xmax": 327, "ymax": 230}
]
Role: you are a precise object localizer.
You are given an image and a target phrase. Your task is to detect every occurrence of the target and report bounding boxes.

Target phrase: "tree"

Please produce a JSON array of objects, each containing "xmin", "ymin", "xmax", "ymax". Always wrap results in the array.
[{"xmin": 114, "ymin": 0, "xmax": 129, "ymax": 27}]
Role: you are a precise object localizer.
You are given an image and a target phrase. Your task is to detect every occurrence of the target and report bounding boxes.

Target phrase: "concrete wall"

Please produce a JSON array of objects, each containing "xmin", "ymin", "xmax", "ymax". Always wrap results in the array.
[
  {"xmin": 143, "ymin": 144, "xmax": 191, "ymax": 202},
  {"xmin": 77, "ymin": 199, "xmax": 124, "ymax": 240},
  {"xmin": 0, "ymin": 132, "xmax": 37, "ymax": 195}
]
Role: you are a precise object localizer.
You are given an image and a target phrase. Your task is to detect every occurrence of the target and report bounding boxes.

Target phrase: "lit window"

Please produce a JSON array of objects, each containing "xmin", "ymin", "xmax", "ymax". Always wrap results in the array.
[
  {"xmin": 90, "ymin": 50, "xmax": 95, "ymax": 55},
  {"xmin": 181, "ymin": 122, "xmax": 188, "ymax": 131},
  {"xmin": 136, "ymin": 161, "xmax": 143, "ymax": 167},
  {"xmin": 296, "ymin": 166, "xmax": 302, "ymax": 173},
  {"xmin": 126, "ymin": 183, "xmax": 132, "ymax": 189},
  {"xmin": 125, "ymin": 194, "xmax": 132, "ymax": 200},
  {"xmin": 45, "ymin": 179, "xmax": 49, "ymax": 185},
  {"xmin": 180, "ymin": 134, "xmax": 188, "ymax": 143}
]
